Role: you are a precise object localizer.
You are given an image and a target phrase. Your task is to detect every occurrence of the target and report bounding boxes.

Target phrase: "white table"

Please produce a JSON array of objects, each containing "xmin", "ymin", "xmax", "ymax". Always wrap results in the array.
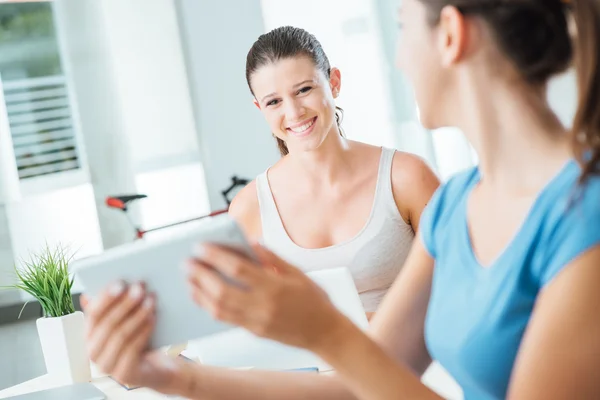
[
  {"xmin": 0, "ymin": 367, "xmax": 170, "ymax": 399},
  {"xmin": 0, "ymin": 363, "xmax": 463, "ymax": 400}
]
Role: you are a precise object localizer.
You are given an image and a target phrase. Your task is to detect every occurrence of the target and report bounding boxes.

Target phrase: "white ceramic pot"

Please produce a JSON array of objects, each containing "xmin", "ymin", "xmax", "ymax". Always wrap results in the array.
[{"xmin": 36, "ymin": 311, "xmax": 92, "ymax": 384}]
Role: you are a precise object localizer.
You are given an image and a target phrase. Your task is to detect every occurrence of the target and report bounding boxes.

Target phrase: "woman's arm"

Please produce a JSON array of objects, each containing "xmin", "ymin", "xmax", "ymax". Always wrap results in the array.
[
  {"xmin": 227, "ymin": 179, "xmax": 262, "ymax": 241},
  {"xmin": 304, "ymin": 239, "xmax": 443, "ymax": 400},
  {"xmin": 506, "ymin": 246, "xmax": 600, "ymax": 399},
  {"xmin": 391, "ymin": 152, "xmax": 440, "ymax": 232},
  {"xmin": 176, "ymin": 362, "xmax": 352, "ymax": 400},
  {"xmin": 366, "ymin": 151, "xmax": 439, "ymax": 327},
  {"xmin": 313, "ymin": 319, "xmax": 442, "ymax": 400},
  {"xmin": 369, "ymin": 238, "xmax": 436, "ymax": 375},
  {"xmin": 189, "ymin": 236, "xmax": 439, "ymax": 400}
]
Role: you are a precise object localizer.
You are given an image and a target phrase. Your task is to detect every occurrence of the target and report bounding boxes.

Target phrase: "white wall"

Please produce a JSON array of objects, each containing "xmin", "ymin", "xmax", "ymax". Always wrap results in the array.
[
  {"xmin": 135, "ymin": 162, "xmax": 211, "ymax": 233},
  {"xmin": 52, "ymin": 0, "xmax": 139, "ymax": 250},
  {"xmin": 548, "ymin": 70, "xmax": 577, "ymax": 128},
  {"xmin": 100, "ymin": 0, "xmax": 200, "ymax": 171},
  {"xmin": 92, "ymin": 0, "xmax": 208, "ymax": 232},
  {"xmin": 0, "ymin": 76, "xmax": 21, "ymax": 205},
  {"xmin": 0, "ymin": 74, "xmax": 21, "ymax": 295},
  {"xmin": 431, "ymin": 127, "xmax": 477, "ymax": 182},
  {"xmin": 6, "ymin": 184, "xmax": 103, "ymax": 266},
  {"xmin": 175, "ymin": 0, "xmax": 279, "ymax": 210},
  {"xmin": 52, "ymin": 0, "xmax": 206, "ymax": 247},
  {"xmin": 0, "ymin": 206, "xmax": 20, "ymax": 305}
]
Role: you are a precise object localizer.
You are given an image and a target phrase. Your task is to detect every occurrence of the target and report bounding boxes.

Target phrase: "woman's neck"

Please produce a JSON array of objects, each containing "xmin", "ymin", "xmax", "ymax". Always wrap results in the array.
[
  {"xmin": 287, "ymin": 127, "xmax": 357, "ymax": 186},
  {"xmin": 455, "ymin": 75, "xmax": 572, "ymax": 195}
]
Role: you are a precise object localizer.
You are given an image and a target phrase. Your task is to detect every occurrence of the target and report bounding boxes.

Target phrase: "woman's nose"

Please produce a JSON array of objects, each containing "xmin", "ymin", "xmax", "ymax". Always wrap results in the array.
[{"xmin": 284, "ymin": 99, "xmax": 305, "ymax": 122}]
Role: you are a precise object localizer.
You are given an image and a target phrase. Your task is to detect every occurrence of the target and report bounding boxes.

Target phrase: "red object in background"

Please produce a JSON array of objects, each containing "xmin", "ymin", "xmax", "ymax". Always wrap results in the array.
[
  {"xmin": 106, "ymin": 197, "xmax": 126, "ymax": 210},
  {"xmin": 105, "ymin": 175, "xmax": 249, "ymax": 240}
]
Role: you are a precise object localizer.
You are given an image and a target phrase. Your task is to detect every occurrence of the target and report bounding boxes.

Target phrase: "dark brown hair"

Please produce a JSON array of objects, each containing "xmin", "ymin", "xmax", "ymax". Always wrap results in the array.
[
  {"xmin": 419, "ymin": 0, "xmax": 600, "ymax": 183},
  {"xmin": 245, "ymin": 26, "xmax": 344, "ymax": 157}
]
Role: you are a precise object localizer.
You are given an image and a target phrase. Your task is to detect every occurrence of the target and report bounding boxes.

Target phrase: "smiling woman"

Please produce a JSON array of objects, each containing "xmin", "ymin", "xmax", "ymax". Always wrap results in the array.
[
  {"xmin": 249, "ymin": 56, "xmax": 340, "ymax": 155},
  {"xmin": 245, "ymin": 27, "xmax": 347, "ymax": 157},
  {"xmin": 227, "ymin": 26, "xmax": 440, "ymax": 317}
]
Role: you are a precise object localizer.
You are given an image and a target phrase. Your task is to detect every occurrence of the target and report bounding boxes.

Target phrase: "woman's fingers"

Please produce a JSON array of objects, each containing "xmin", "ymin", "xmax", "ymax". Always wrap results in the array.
[
  {"xmin": 188, "ymin": 278, "xmax": 212, "ymax": 310},
  {"xmin": 110, "ymin": 322, "xmax": 154, "ymax": 384},
  {"xmin": 85, "ymin": 281, "xmax": 127, "ymax": 338},
  {"xmin": 87, "ymin": 283, "xmax": 146, "ymax": 363},
  {"xmin": 187, "ymin": 265, "xmax": 215, "ymax": 310},
  {"xmin": 187, "ymin": 258, "xmax": 295, "ymax": 339},
  {"xmin": 96, "ymin": 293, "xmax": 155, "ymax": 373},
  {"xmin": 187, "ymin": 259, "xmax": 253, "ymax": 321},
  {"xmin": 188, "ymin": 243, "xmax": 341, "ymax": 350},
  {"xmin": 197, "ymin": 244, "xmax": 262, "ymax": 286},
  {"xmin": 110, "ymin": 300, "xmax": 157, "ymax": 382},
  {"xmin": 186, "ymin": 259, "xmax": 228, "ymax": 294}
]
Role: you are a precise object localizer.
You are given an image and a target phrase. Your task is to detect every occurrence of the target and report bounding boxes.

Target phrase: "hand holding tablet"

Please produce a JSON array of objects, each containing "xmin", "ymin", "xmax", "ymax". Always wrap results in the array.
[{"xmin": 75, "ymin": 214, "xmax": 255, "ymax": 350}]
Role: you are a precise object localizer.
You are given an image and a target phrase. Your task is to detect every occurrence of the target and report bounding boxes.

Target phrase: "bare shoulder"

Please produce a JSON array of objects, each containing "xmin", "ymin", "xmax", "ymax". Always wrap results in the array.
[
  {"xmin": 390, "ymin": 151, "xmax": 440, "ymax": 230},
  {"xmin": 228, "ymin": 180, "xmax": 262, "ymax": 242},
  {"xmin": 507, "ymin": 246, "xmax": 600, "ymax": 398},
  {"xmin": 390, "ymin": 151, "xmax": 438, "ymax": 187}
]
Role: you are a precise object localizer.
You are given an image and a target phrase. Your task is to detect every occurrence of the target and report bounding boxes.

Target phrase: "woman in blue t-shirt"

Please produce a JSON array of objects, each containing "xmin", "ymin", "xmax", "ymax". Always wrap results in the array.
[{"xmin": 84, "ymin": 0, "xmax": 600, "ymax": 399}]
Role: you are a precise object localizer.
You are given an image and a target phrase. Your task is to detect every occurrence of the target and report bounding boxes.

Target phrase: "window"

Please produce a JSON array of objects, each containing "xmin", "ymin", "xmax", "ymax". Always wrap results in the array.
[{"xmin": 0, "ymin": 1, "xmax": 82, "ymax": 180}]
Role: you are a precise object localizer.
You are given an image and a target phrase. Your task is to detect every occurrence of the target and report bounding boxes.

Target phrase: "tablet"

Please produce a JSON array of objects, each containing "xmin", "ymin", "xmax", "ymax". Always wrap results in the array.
[{"xmin": 74, "ymin": 214, "xmax": 255, "ymax": 350}]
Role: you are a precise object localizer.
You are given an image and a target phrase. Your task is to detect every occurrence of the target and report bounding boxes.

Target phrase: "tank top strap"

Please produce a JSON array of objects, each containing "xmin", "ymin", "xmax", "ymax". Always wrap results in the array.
[
  {"xmin": 373, "ymin": 147, "xmax": 397, "ymax": 212},
  {"xmin": 255, "ymin": 170, "xmax": 289, "ymax": 243}
]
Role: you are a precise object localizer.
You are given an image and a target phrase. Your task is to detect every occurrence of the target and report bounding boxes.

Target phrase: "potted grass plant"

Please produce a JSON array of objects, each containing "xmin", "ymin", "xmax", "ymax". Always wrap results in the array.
[{"xmin": 7, "ymin": 243, "xmax": 91, "ymax": 384}]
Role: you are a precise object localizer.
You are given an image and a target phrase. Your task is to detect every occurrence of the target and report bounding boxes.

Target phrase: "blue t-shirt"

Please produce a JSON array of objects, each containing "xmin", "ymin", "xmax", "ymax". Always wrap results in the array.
[{"xmin": 421, "ymin": 159, "xmax": 600, "ymax": 400}]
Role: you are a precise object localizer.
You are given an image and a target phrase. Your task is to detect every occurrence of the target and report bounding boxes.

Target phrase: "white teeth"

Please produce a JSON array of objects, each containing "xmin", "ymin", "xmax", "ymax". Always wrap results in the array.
[{"xmin": 290, "ymin": 118, "xmax": 315, "ymax": 133}]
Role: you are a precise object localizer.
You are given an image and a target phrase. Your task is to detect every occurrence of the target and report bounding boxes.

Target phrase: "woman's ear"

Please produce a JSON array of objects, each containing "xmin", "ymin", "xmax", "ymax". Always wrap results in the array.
[
  {"xmin": 438, "ymin": 5, "xmax": 469, "ymax": 67},
  {"xmin": 329, "ymin": 67, "xmax": 342, "ymax": 98},
  {"xmin": 253, "ymin": 98, "xmax": 261, "ymax": 110}
]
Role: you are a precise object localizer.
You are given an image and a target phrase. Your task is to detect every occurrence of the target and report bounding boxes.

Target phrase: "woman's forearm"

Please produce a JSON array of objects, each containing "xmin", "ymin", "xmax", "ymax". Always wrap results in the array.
[
  {"xmin": 315, "ymin": 314, "xmax": 443, "ymax": 400},
  {"xmin": 170, "ymin": 358, "xmax": 356, "ymax": 400}
]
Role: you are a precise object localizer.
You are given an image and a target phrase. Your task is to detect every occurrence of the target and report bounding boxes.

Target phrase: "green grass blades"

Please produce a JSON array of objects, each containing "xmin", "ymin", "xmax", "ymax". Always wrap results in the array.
[{"xmin": 9, "ymin": 244, "xmax": 76, "ymax": 318}]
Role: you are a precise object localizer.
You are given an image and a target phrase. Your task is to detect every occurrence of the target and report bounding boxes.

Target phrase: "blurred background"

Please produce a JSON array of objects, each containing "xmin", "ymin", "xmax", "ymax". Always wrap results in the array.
[{"xmin": 0, "ymin": 0, "xmax": 577, "ymax": 392}]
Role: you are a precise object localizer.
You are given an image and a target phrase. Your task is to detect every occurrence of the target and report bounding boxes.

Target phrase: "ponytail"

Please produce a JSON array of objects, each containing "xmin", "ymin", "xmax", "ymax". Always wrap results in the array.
[
  {"xmin": 276, "ymin": 137, "xmax": 289, "ymax": 157},
  {"xmin": 275, "ymin": 106, "xmax": 345, "ymax": 157},
  {"xmin": 571, "ymin": 0, "xmax": 600, "ymax": 183}
]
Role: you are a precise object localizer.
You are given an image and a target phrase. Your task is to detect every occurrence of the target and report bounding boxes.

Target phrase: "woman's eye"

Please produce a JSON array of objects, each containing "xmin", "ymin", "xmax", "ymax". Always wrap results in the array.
[
  {"xmin": 298, "ymin": 86, "xmax": 312, "ymax": 94},
  {"xmin": 267, "ymin": 99, "xmax": 280, "ymax": 106}
]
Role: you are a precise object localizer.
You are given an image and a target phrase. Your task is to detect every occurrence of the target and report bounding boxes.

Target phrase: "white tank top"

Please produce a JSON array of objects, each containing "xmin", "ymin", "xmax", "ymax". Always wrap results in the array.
[{"xmin": 255, "ymin": 147, "xmax": 414, "ymax": 312}]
